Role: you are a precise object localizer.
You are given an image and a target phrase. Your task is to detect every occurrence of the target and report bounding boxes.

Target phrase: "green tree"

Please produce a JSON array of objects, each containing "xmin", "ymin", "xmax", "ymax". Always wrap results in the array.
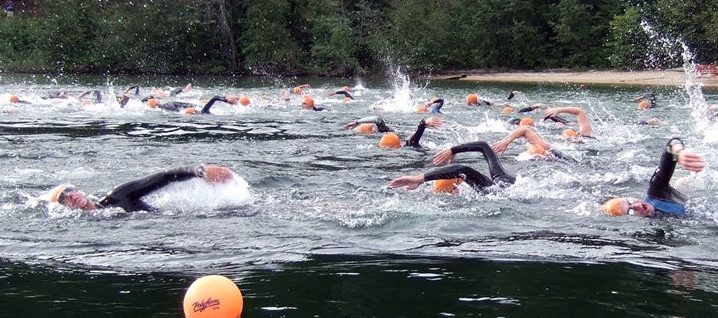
[{"xmin": 241, "ymin": 0, "xmax": 303, "ymax": 75}]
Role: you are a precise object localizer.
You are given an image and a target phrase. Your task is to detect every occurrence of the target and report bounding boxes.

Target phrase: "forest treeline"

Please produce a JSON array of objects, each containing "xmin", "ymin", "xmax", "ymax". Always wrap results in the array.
[{"xmin": 0, "ymin": 0, "xmax": 716, "ymax": 76}]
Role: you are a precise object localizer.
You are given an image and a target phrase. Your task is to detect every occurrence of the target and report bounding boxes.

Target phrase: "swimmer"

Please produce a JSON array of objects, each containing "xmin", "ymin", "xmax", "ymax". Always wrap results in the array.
[
  {"xmin": 291, "ymin": 84, "xmax": 310, "ymax": 95},
  {"xmin": 422, "ymin": 97, "xmax": 445, "ymax": 114},
  {"xmin": 541, "ymin": 106, "xmax": 593, "ymax": 138},
  {"xmin": 506, "ymin": 90, "xmax": 522, "ymax": 101},
  {"xmin": 145, "ymin": 95, "xmax": 236, "ymax": 114},
  {"xmin": 491, "ymin": 126, "xmax": 575, "ymax": 161},
  {"xmin": 466, "ymin": 93, "xmax": 494, "ymax": 106},
  {"xmin": 301, "ymin": 95, "xmax": 325, "ymax": 111},
  {"xmin": 328, "ymin": 86, "xmax": 354, "ymax": 100},
  {"xmin": 632, "ymin": 92, "xmax": 656, "ymax": 109},
  {"xmin": 378, "ymin": 117, "xmax": 443, "ymax": 149},
  {"xmin": 638, "ymin": 118, "xmax": 664, "ymax": 126},
  {"xmin": 48, "ymin": 165, "xmax": 234, "ymax": 212},
  {"xmin": 601, "ymin": 138, "xmax": 704, "ymax": 217},
  {"xmin": 342, "ymin": 115, "xmax": 393, "ymax": 134},
  {"xmin": 4, "ymin": 94, "xmax": 30, "ymax": 104},
  {"xmin": 150, "ymin": 83, "xmax": 192, "ymax": 99},
  {"xmin": 389, "ymin": 141, "xmax": 515, "ymax": 193}
]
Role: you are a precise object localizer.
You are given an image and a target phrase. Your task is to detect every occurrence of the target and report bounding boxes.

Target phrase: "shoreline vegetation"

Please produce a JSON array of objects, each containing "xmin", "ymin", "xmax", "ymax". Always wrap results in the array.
[
  {"xmin": 1, "ymin": 1, "xmax": 717, "ymax": 79},
  {"xmin": 431, "ymin": 69, "xmax": 718, "ymax": 89}
]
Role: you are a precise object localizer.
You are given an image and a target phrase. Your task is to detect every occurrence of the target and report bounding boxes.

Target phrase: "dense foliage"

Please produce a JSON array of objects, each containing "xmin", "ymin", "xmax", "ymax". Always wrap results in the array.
[{"xmin": 0, "ymin": 0, "xmax": 716, "ymax": 76}]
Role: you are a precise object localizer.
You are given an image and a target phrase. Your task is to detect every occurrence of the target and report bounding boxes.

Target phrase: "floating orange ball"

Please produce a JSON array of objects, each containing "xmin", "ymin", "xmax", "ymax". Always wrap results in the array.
[
  {"xmin": 239, "ymin": 96, "xmax": 251, "ymax": 106},
  {"xmin": 379, "ymin": 132, "xmax": 401, "ymax": 149},
  {"xmin": 432, "ymin": 178, "xmax": 462, "ymax": 194},
  {"xmin": 466, "ymin": 93, "xmax": 478, "ymax": 105},
  {"xmin": 183, "ymin": 275, "xmax": 243, "ymax": 318},
  {"xmin": 354, "ymin": 123, "xmax": 376, "ymax": 134}
]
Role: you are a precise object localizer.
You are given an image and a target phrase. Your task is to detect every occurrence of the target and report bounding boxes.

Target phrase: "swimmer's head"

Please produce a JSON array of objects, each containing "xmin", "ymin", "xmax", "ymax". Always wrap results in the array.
[
  {"xmin": 638, "ymin": 100, "xmax": 650, "ymax": 110},
  {"xmin": 519, "ymin": 117, "xmax": 535, "ymax": 127},
  {"xmin": 562, "ymin": 128, "xmax": 578, "ymax": 139},
  {"xmin": 354, "ymin": 123, "xmax": 376, "ymax": 134},
  {"xmin": 147, "ymin": 98, "xmax": 159, "ymax": 108},
  {"xmin": 379, "ymin": 132, "xmax": 401, "ymax": 149},
  {"xmin": 416, "ymin": 104, "xmax": 428, "ymax": 113},
  {"xmin": 342, "ymin": 86, "xmax": 350, "ymax": 92},
  {"xmin": 432, "ymin": 178, "xmax": 462, "ymax": 194},
  {"xmin": 239, "ymin": 95, "xmax": 251, "ymax": 106},
  {"xmin": 48, "ymin": 184, "xmax": 96, "ymax": 210},
  {"xmin": 9, "ymin": 95, "xmax": 19, "ymax": 103},
  {"xmin": 526, "ymin": 144, "xmax": 546, "ymax": 156},
  {"xmin": 183, "ymin": 275, "xmax": 243, "ymax": 318},
  {"xmin": 292, "ymin": 86, "xmax": 302, "ymax": 94},
  {"xmin": 302, "ymin": 96, "xmax": 315, "ymax": 109},
  {"xmin": 601, "ymin": 197, "xmax": 655, "ymax": 217},
  {"xmin": 502, "ymin": 106, "xmax": 514, "ymax": 114},
  {"xmin": 466, "ymin": 93, "xmax": 479, "ymax": 106}
]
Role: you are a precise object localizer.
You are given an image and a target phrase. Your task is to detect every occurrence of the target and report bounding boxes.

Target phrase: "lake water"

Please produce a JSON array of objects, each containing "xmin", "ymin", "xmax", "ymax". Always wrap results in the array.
[{"xmin": 1, "ymin": 73, "xmax": 717, "ymax": 317}]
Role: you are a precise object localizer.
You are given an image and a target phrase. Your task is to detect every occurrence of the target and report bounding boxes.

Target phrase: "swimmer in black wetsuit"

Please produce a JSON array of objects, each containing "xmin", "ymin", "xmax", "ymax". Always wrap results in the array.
[
  {"xmin": 601, "ymin": 138, "xmax": 704, "ymax": 217},
  {"xmin": 328, "ymin": 86, "xmax": 354, "ymax": 100},
  {"xmin": 344, "ymin": 116, "xmax": 442, "ymax": 148},
  {"xmin": 145, "ymin": 95, "xmax": 236, "ymax": 114},
  {"xmin": 48, "ymin": 165, "xmax": 234, "ymax": 212},
  {"xmin": 389, "ymin": 141, "xmax": 515, "ymax": 192},
  {"xmin": 343, "ymin": 115, "xmax": 393, "ymax": 133},
  {"xmin": 633, "ymin": 92, "xmax": 656, "ymax": 109}
]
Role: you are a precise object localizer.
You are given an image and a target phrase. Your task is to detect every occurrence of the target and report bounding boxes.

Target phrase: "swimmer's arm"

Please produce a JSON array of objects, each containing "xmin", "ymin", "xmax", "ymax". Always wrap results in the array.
[
  {"xmin": 201, "ymin": 96, "xmax": 230, "ymax": 114},
  {"xmin": 518, "ymin": 103, "xmax": 547, "ymax": 113},
  {"xmin": 97, "ymin": 166, "xmax": 201, "ymax": 208},
  {"xmin": 355, "ymin": 115, "xmax": 382, "ymax": 125},
  {"xmin": 543, "ymin": 107, "xmax": 592, "ymax": 136},
  {"xmin": 424, "ymin": 165, "xmax": 494, "ymax": 189},
  {"xmin": 406, "ymin": 117, "xmax": 442, "ymax": 147},
  {"xmin": 492, "ymin": 126, "xmax": 551, "ymax": 154},
  {"xmin": 122, "ymin": 86, "xmax": 140, "ymax": 96}
]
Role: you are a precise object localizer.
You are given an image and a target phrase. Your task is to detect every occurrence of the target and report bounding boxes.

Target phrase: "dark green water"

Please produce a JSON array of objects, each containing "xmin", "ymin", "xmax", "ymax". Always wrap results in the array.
[{"xmin": 3, "ymin": 256, "xmax": 718, "ymax": 317}]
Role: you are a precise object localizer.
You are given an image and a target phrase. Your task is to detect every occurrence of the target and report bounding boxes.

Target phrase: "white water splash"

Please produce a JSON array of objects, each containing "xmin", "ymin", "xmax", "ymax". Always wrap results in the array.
[{"xmin": 371, "ymin": 66, "xmax": 414, "ymax": 113}]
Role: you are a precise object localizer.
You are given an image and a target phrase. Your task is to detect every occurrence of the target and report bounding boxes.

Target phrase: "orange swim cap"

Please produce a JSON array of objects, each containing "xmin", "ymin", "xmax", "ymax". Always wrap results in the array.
[
  {"xmin": 519, "ymin": 117, "xmax": 535, "ymax": 127},
  {"xmin": 355, "ymin": 123, "xmax": 376, "ymax": 134},
  {"xmin": 466, "ymin": 93, "xmax": 478, "ymax": 105},
  {"xmin": 563, "ymin": 128, "xmax": 578, "ymax": 139},
  {"xmin": 416, "ymin": 104, "xmax": 428, "ymax": 113},
  {"xmin": 292, "ymin": 87, "xmax": 302, "ymax": 94},
  {"xmin": 526, "ymin": 144, "xmax": 546, "ymax": 156},
  {"xmin": 239, "ymin": 96, "xmax": 251, "ymax": 106},
  {"xmin": 601, "ymin": 198, "xmax": 625, "ymax": 216},
  {"xmin": 183, "ymin": 275, "xmax": 243, "ymax": 318},
  {"xmin": 302, "ymin": 96, "xmax": 315, "ymax": 109},
  {"xmin": 182, "ymin": 108, "xmax": 200, "ymax": 115},
  {"xmin": 502, "ymin": 106, "xmax": 514, "ymax": 114},
  {"xmin": 48, "ymin": 184, "xmax": 72, "ymax": 202},
  {"xmin": 379, "ymin": 132, "xmax": 401, "ymax": 149},
  {"xmin": 147, "ymin": 98, "xmax": 159, "ymax": 108},
  {"xmin": 432, "ymin": 178, "xmax": 462, "ymax": 194},
  {"xmin": 638, "ymin": 100, "xmax": 650, "ymax": 110},
  {"xmin": 9, "ymin": 95, "xmax": 19, "ymax": 103}
]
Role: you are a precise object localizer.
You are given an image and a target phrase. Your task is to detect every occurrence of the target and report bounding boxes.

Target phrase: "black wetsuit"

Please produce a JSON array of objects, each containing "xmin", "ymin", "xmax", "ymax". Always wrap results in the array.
[
  {"xmin": 406, "ymin": 119, "xmax": 430, "ymax": 148},
  {"xmin": 424, "ymin": 141, "xmax": 516, "ymax": 191},
  {"xmin": 643, "ymin": 138, "xmax": 689, "ymax": 216},
  {"xmin": 429, "ymin": 99, "xmax": 444, "ymax": 114},
  {"xmin": 334, "ymin": 90, "xmax": 354, "ymax": 100},
  {"xmin": 507, "ymin": 91, "xmax": 516, "ymax": 101},
  {"xmin": 96, "ymin": 165, "xmax": 200, "ymax": 212},
  {"xmin": 152, "ymin": 95, "xmax": 227, "ymax": 113}
]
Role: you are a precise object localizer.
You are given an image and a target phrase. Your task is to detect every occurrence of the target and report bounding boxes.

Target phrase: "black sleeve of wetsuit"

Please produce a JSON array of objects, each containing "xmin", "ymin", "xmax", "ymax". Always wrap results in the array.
[
  {"xmin": 141, "ymin": 95, "xmax": 156, "ymax": 103},
  {"xmin": 507, "ymin": 92, "xmax": 515, "ymax": 100},
  {"xmin": 544, "ymin": 115, "xmax": 568, "ymax": 124},
  {"xmin": 201, "ymin": 96, "xmax": 229, "ymax": 114},
  {"xmin": 450, "ymin": 141, "xmax": 515, "ymax": 184},
  {"xmin": 424, "ymin": 164, "xmax": 494, "ymax": 189},
  {"xmin": 406, "ymin": 119, "xmax": 427, "ymax": 148},
  {"xmin": 646, "ymin": 138, "xmax": 686, "ymax": 202},
  {"xmin": 118, "ymin": 95, "xmax": 130, "ymax": 108},
  {"xmin": 336, "ymin": 91, "xmax": 354, "ymax": 100},
  {"xmin": 169, "ymin": 87, "xmax": 183, "ymax": 96},
  {"xmin": 518, "ymin": 106, "xmax": 535, "ymax": 113},
  {"xmin": 376, "ymin": 120, "xmax": 393, "ymax": 133},
  {"xmin": 97, "ymin": 165, "xmax": 199, "ymax": 212}
]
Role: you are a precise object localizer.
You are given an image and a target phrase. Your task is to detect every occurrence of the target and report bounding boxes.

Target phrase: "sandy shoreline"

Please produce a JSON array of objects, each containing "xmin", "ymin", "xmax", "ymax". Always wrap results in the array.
[{"xmin": 432, "ymin": 69, "xmax": 718, "ymax": 89}]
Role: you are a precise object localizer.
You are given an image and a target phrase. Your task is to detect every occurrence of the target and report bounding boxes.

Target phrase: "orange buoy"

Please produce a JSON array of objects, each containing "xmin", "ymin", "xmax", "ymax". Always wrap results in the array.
[{"xmin": 183, "ymin": 275, "xmax": 243, "ymax": 318}]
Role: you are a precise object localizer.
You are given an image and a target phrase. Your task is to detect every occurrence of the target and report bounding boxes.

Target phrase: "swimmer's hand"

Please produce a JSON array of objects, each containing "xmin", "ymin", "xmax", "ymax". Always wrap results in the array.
[
  {"xmin": 342, "ymin": 120, "xmax": 358, "ymax": 130},
  {"xmin": 425, "ymin": 117, "xmax": 443, "ymax": 128},
  {"xmin": 388, "ymin": 174, "xmax": 425, "ymax": 190},
  {"xmin": 678, "ymin": 150, "xmax": 705, "ymax": 173},
  {"xmin": 182, "ymin": 108, "xmax": 200, "ymax": 115},
  {"xmin": 432, "ymin": 148, "xmax": 454, "ymax": 166},
  {"xmin": 491, "ymin": 140, "xmax": 509, "ymax": 154},
  {"xmin": 225, "ymin": 96, "xmax": 240, "ymax": 105},
  {"xmin": 198, "ymin": 165, "xmax": 234, "ymax": 183},
  {"xmin": 541, "ymin": 108, "xmax": 560, "ymax": 120}
]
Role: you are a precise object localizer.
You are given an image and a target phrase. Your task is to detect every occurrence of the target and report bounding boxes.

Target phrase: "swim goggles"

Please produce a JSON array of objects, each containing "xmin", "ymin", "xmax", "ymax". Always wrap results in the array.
[
  {"xmin": 57, "ymin": 186, "xmax": 79, "ymax": 205},
  {"xmin": 625, "ymin": 198, "xmax": 635, "ymax": 216}
]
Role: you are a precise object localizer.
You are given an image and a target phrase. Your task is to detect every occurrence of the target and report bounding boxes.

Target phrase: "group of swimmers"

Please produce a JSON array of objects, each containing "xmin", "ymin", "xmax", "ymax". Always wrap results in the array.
[{"xmin": 31, "ymin": 82, "xmax": 710, "ymax": 219}]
